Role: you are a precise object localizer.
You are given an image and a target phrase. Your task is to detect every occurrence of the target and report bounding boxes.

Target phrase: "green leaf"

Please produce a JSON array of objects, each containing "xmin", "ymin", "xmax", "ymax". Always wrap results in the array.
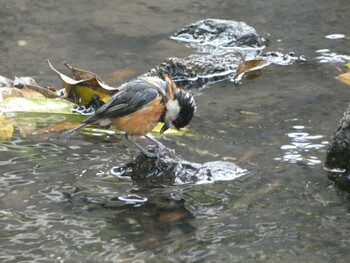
[{"xmin": 0, "ymin": 97, "xmax": 77, "ymax": 114}]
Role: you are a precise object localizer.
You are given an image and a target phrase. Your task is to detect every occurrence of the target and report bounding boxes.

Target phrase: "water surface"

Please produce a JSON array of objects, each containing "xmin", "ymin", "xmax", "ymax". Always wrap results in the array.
[{"xmin": 1, "ymin": 0, "xmax": 350, "ymax": 262}]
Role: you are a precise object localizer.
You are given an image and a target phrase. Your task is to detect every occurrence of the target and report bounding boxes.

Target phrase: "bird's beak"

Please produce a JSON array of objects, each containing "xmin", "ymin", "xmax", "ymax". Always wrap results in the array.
[{"xmin": 160, "ymin": 123, "xmax": 170, "ymax": 134}]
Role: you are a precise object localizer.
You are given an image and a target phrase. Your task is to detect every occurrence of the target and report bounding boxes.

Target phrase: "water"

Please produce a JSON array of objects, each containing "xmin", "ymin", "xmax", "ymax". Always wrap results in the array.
[{"xmin": 1, "ymin": 0, "xmax": 350, "ymax": 262}]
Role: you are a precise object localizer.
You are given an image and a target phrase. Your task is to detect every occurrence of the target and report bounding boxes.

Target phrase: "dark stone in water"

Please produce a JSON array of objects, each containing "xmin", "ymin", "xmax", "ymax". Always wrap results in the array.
[
  {"xmin": 171, "ymin": 19, "xmax": 266, "ymax": 53},
  {"xmin": 325, "ymin": 103, "xmax": 350, "ymax": 171},
  {"xmin": 144, "ymin": 52, "xmax": 244, "ymax": 87},
  {"xmin": 112, "ymin": 147, "xmax": 247, "ymax": 186},
  {"xmin": 325, "ymin": 103, "xmax": 350, "ymax": 191},
  {"xmin": 144, "ymin": 19, "xmax": 304, "ymax": 88}
]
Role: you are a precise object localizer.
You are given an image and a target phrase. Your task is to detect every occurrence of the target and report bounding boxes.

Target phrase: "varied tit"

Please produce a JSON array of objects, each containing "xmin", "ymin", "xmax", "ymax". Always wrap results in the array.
[{"xmin": 61, "ymin": 75, "xmax": 196, "ymax": 158}]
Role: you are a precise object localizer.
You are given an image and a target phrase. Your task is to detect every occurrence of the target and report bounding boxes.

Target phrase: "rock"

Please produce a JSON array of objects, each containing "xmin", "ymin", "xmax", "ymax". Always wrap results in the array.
[
  {"xmin": 325, "ymin": 103, "xmax": 350, "ymax": 192},
  {"xmin": 111, "ymin": 147, "xmax": 248, "ymax": 186},
  {"xmin": 171, "ymin": 19, "xmax": 266, "ymax": 54},
  {"xmin": 325, "ymin": 103, "xmax": 350, "ymax": 172}
]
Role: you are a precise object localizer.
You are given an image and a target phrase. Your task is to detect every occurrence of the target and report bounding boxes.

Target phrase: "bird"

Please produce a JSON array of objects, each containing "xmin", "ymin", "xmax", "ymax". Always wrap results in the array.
[{"xmin": 61, "ymin": 75, "xmax": 197, "ymax": 158}]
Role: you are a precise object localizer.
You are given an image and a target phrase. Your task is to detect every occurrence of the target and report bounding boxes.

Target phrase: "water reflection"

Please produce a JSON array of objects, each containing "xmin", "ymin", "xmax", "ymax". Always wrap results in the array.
[
  {"xmin": 316, "ymin": 49, "xmax": 350, "ymax": 63},
  {"xmin": 274, "ymin": 125, "xmax": 328, "ymax": 166}
]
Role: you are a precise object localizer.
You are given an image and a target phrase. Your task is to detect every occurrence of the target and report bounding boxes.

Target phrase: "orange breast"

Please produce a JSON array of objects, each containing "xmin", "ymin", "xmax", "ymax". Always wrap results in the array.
[{"xmin": 112, "ymin": 96, "xmax": 165, "ymax": 136}]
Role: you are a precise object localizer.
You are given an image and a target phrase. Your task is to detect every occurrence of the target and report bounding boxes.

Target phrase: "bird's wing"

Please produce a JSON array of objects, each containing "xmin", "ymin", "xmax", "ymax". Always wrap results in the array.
[{"xmin": 85, "ymin": 79, "xmax": 163, "ymax": 124}]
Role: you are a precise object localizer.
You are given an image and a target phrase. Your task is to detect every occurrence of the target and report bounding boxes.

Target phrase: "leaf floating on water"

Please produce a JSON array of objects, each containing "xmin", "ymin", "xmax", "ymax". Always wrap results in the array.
[
  {"xmin": 0, "ymin": 87, "xmax": 23, "ymax": 101},
  {"xmin": 13, "ymin": 119, "xmax": 37, "ymax": 137},
  {"xmin": 0, "ymin": 97, "xmax": 78, "ymax": 114},
  {"xmin": 158, "ymin": 211, "xmax": 188, "ymax": 222},
  {"xmin": 0, "ymin": 75, "xmax": 58, "ymax": 100},
  {"xmin": 236, "ymin": 59, "xmax": 269, "ymax": 76},
  {"xmin": 0, "ymin": 75, "xmax": 14, "ymax": 88},
  {"xmin": 63, "ymin": 61, "xmax": 98, "ymax": 81},
  {"xmin": 0, "ymin": 115, "xmax": 14, "ymax": 140},
  {"xmin": 18, "ymin": 86, "xmax": 46, "ymax": 98},
  {"xmin": 13, "ymin": 76, "xmax": 59, "ymax": 98},
  {"xmin": 47, "ymin": 60, "xmax": 118, "ymax": 105},
  {"xmin": 336, "ymin": 71, "xmax": 350, "ymax": 86},
  {"xmin": 33, "ymin": 122, "xmax": 83, "ymax": 135},
  {"xmin": 151, "ymin": 122, "xmax": 188, "ymax": 135}
]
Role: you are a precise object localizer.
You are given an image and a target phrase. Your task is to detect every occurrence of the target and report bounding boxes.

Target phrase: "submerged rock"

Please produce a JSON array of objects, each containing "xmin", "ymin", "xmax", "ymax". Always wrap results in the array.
[{"xmin": 112, "ymin": 148, "xmax": 248, "ymax": 186}]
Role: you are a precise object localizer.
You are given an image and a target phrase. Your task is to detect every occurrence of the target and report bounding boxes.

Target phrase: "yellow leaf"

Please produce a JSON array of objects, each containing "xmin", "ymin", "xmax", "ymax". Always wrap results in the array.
[
  {"xmin": 0, "ymin": 124, "xmax": 14, "ymax": 140},
  {"xmin": 68, "ymin": 85, "xmax": 111, "ymax": 105},
  {"xmin": 0, "ymin": 114, "xmax": 14, "ymax": 140},
  {"xmin": 336, "ymin": 71, "xmax": 350, "ymax": 86},
  {"xmin": 151, "ymin": 122, "xmax": 188, "ymax": 135},
  {"xmin": 14, "ymin": 119, "xmax": 36, "ymax": 137}
]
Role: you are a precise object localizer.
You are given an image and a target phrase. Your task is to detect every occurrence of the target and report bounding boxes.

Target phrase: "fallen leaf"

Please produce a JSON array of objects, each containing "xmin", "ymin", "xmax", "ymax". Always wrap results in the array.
[
  {"xmin": 151, "ymin": 122, "xmax": 188, "ymax": 135},
  {"xmin": 236, "ymin": 59, "xmax": 270, "ymax": 78},
  {"xmin": 33, "ymin": 122, "xmax": 83, "ymax": 135},
  {"xmin": 0, "ymin": 115, "xmax": 14, "ymax": 140},
  {"xmin": 158, "ymin": 211, "xmax": 187, "ymax": 222},
  {"xmin": 14, "ymin": 119, "xmax": 37, "ymax": 137},
  {"xmin": 0, "ymin": 87, "xmax": 23, "ymax": 101},
  {"xmin": 48, "ymin": 60, "xmax": 118, "ymax": 105},
  {"xmin": 336, "ymin": 71, "xmax": 350, "ymax": 86},
  {"xmin": 0, "ymin": 75, "xmax": 14, "ymax": 88},
  {"xmin": 0, "ymin": 97, "xmax": 77, "ymax": 114},
  {"xmin": 14, "ymin": 76, "xmax": 59, "ymax": 98},
  {"xmin": 62, "ymin": 62, "xmax": 98, "ymax": 81},
  {"xmin": 19, "ymin": 86, "xmax": 46, "ymax": 98}
]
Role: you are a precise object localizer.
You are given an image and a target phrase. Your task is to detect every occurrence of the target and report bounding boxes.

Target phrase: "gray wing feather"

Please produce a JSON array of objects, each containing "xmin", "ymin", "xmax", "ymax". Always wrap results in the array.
[
  {"xmin": 60, "ymin": 78, "xmax": 163, "ymax": 137},
  {"xmin": 87, "ymin": 79, "xmax": 161, "ymax": 122}
]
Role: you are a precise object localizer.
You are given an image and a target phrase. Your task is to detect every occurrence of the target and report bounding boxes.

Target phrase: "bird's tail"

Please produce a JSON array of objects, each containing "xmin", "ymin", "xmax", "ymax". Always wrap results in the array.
[{"xmin": 58, "ymin": 123, "xmax": 87, "ymax": 139}]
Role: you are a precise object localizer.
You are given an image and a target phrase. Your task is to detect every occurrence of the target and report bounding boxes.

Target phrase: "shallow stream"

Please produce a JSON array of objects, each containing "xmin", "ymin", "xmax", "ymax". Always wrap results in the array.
[{"xmin": 1, "ymin": 1, "xmax": 350, "ymax": 262}]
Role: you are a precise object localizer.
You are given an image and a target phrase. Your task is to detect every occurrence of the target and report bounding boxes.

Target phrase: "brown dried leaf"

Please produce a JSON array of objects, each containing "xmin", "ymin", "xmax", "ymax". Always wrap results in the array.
[
  {"xmin": 48, "ymin": 60, "xmax": 118, "ymax": 105},
  {"xmin": 33, "ymin": 122, "xmax": 80, "ymax": 135},
  {"xmin": 0, "ymin": 75, "xmax": 14, "ymax": 88},
  {"xmin": 0, "ymin": 86, "xmax": 45, "ymax": 100},
  {"xmin": 19, "ymin": 86, "xmax": 46, "ymax": 98},
  {"xmin": 63, "ymin": 62, "xmax": 97, "ymax": 81},
  {"xmin": 336, "ymin": 71, "xmax": 350, "ymax": 86},
  {"xmin": 0, "ymin": 87, "xmax": 23, "ymax": 100},
  {"xmin": 236, "ymin": 59, "xmax": 269, "ymax": 76}
]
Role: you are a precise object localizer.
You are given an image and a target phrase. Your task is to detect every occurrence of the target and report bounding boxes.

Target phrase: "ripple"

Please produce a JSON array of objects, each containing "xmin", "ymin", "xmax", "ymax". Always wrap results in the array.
[
  {"xmin": 316, "ymin": 49, "xmax": 350, "ymax": 63},
  {"xmin": 325, "ymin": 34, "xmax": 345, "ymax": 40},
  {"xmin": 275, "ymin": 124, "xmax": 328, "ymax": 166}
]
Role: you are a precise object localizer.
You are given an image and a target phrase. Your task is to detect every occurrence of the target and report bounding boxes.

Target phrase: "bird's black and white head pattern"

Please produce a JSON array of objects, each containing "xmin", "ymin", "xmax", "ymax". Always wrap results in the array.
[{"xmin": 162, "ymin": 89, "xmax": 196, "ymax": 133}]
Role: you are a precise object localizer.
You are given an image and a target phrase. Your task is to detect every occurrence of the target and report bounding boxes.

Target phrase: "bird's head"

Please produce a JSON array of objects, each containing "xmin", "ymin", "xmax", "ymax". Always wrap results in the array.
[{"xmin": 160, "ymin": 88, "xmax": 196, "ymax": 133}]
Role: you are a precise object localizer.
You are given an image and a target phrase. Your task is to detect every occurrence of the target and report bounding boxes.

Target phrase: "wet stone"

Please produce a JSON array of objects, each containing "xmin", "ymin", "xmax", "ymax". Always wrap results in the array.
[
  {"xmin": 112, "ymin": 148, "xmax": 248, "ymax": 186},
  {"xmin": 171, "ymin": 19, "xmax": 266, "ymax": 53},
  {"xmin": 325, "ymin": 103, "xmax": 350, "ymax": 191}
]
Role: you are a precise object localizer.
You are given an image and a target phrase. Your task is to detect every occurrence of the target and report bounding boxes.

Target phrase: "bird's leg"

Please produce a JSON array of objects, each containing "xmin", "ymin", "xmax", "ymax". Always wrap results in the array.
[
  {"xmin": 125, "ymin": 134, "xmax": 157, "ymax": 158},
  {"xmin": 145, "ymin": 135, "xmax": 175, "ymax": 156},
  {"xmin": 144, "ymin": 135, "xmax": 165, "ymax": 149}
]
